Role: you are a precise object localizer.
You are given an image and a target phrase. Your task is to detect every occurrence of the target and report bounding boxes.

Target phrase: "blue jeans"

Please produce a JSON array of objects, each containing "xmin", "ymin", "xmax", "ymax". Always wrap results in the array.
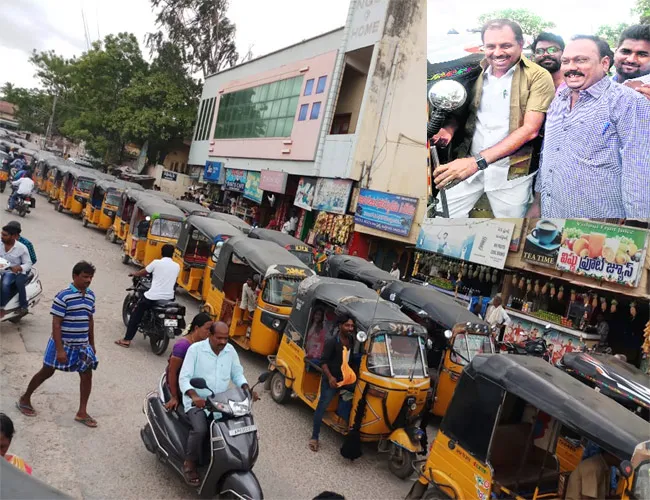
[
  {"xmin": 8, "ymin": 192, "xmax": 20, "ymax": 209},
  {"xmin": 1, "ymin": 272, "xmax": 28, "ymax": 309},
  {"xmin": 312, "ymin": 376, "xmax": 339, "ymax": 440}
]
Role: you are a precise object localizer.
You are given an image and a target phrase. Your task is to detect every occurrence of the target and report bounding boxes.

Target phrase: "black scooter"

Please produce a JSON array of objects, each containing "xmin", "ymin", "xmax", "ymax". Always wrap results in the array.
[{"xmin": 141, "ymin": 372, "xmax": 268, "ymax": 499}]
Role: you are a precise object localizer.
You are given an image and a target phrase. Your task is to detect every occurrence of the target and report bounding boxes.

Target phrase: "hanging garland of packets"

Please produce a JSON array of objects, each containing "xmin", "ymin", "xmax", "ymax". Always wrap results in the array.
[
  {"xmin": 313, "ymin": 212, "xmax": 355, "ymax": 245},
  {"xmin": 642, "ymin": 320, "xmax": 650, "ymax": 363}
]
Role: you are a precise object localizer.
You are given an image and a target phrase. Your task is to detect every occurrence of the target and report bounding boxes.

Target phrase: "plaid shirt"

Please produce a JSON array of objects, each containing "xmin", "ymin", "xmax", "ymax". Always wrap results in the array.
[
  {"xmin": 18, "ymin": 236, "xmax": 36, "ymax": 264},
  {"xmin": 536, "ymin": 77, "xmax": 650, "ymax": 217}
]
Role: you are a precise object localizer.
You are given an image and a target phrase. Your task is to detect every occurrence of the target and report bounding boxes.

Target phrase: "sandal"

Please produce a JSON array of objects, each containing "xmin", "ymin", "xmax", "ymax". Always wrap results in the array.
[
  {"xmin": 15, "ymin": 401, "xmax": 36, "ymax": 417},
  {"xmin": 114, "ymin": 340, "xmax": 130, "ymax": 348},
  {"xmin": 75, "ymin": 415, "xmax": 98, "ymax": 428},
  {"xmin": 308, "ymin": 439, "xmax": 319, "ymax": 452},
  {"xmin": 183, "ymin": 467, "xmax": 200, "ymax": 486}
]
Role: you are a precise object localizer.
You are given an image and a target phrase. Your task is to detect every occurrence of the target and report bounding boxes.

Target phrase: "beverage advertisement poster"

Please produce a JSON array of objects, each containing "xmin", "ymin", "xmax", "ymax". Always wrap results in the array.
[
  {"xmin": 522, "ymin": 219, "xmax": 567, "ymax": 268},
  {"xmin": 224, "ymin": 168, "xmax": 247, "ymax": 192},
  {"xmin": 243, "ymin": 171, "xmax": 262, "ymax": 204},
  {"xmin": 311, "ymin": 178, "xmax": 353, "ymax": 215},
  {"xmin": 294, "ymin": 177, "xmax": 317, "ymax": 211},
  {"xmin": 416, "ymin": 219, "xmax": 514, "ymax": 269},
  {"xmin": 556, "ymin": 220, "xmax": 648, "ymax": 287},
  {"xmin": 354, "ymin": 189, "xmax": 418, "ymax": 237}
]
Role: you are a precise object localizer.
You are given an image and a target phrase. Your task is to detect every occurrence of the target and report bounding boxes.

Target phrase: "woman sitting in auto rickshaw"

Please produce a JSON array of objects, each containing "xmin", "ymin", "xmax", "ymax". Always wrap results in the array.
[
  {"xmin": 309, "ymin": 313, "xmax": 358, "ymax": 453},
  {"xmin": 305, "ymin": 307, "xmax": 327, "ymax": 359}
]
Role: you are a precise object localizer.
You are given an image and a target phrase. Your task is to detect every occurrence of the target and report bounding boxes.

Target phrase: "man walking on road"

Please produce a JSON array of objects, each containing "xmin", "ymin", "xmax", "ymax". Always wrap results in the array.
[
  {"xmin": 16, "ymin": 261, "xmax": 98, "ymax": 428},
  {"xmin": 531, "ymin": 35, "xmax": 650, "ymax": 218},
  {"xmin": 115, "ymin": 243, "xmax": 180, "ymax": 347},
  {"xmin": 0, "ymin": 223, "xmax": 32, "ymax": 317}
]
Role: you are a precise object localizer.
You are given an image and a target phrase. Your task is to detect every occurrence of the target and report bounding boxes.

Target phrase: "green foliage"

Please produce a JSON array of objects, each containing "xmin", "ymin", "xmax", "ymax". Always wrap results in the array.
[
  {"xmin": 146, "ymin": 0, "xmax": 239, "ymax": 79},
  {"xmin": 596, "ymin": 23, "xmax": 630, "ymax": 49},
  {"xmin": 633, "ymin": 0, "xmax": 650, "ymax": 22},
  {"xmin": 5, "ymin": 32, "xmax": 199, "ymax": 165},
  {"xmin": 477, "ymin": 9, "xmax": 556, "ymax": 37}
]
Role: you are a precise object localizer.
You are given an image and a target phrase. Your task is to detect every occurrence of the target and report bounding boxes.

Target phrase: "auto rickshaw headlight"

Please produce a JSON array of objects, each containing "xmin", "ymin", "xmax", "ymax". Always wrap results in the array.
[
  {"xmin": 407, "ymin": 396, "xmax": 417, "ymax": 411},
  {"xmin": 444, "ymin": 329, "xmax": 453, "ymax": 339},
  {"xmin": 356, "ymin": 331, "xmax": 368, "ymax": 343},
  {"xmin": 272, "ymin": 319, "xmax": 282, "ymax": 330}
]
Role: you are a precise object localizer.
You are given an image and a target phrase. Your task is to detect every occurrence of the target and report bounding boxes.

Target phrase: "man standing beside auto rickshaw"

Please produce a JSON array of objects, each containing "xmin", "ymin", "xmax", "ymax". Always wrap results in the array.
[
  {"xmin": 565, "ymin": 441, "xmax": 620, "ymax": 500},
  {"xmin": 315, "ymin": 245, "xmax": 328, "ymax": 275},
  {"xmin": 309, "ymin": 314, "xmax": 357, "ymax": 453}
]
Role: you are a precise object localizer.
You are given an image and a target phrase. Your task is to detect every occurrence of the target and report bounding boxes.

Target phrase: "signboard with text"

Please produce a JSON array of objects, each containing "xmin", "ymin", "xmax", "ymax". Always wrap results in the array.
[
  {"xmin": 312, "ymin": 178, "xmax": 353, "ymax": 215},
  {"xmin": 522, "ymin": 219, "xmax": 567, "ymax": 268},
  {"xmin": 416, "ymin": 219, "xmax": 514, "ymax": 269},
  {"xmin": 556, "ymin": 220, "xmax": 648, "ymax": 287},
  {"xmin": 244, "ymin": 171, "xmax": 263, "ymax": 204},
  {"xmin": 161, "ymin": 170, "xmax": 177, "ymax": 182},
  {"xmin": 204, "ymin": 161, "xmax": 223, "ymax": 183},
  {"xmin": 346, "ymin": 0, "xmax": 388, "ymax": 52},
  {"xmin": 260, "ymin": 170, "xmax": 288, "ymax": 194},
  {"xmin": 354, "ymin": 188, "xmax": 418, "ymax": 237},
  {"xmin": 294, "ymin": 177, "xmax": 317, "ymax": 211},
  {"xmin": 224, "ymin": 168, "xmax": 247, "ymax": 192}
]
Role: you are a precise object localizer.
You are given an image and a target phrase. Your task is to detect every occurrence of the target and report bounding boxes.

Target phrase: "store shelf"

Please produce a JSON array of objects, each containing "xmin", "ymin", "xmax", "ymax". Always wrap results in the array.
[{"xmin": 506, "ymin": 308, "xmax": 600, "ymax": 341}]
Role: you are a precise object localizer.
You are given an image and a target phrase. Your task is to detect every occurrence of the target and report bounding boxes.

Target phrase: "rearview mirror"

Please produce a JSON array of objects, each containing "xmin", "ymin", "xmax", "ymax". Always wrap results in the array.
[
  {"xmin": 257, "ymin": 372, "xmax": 270, "ymax": 383},
  {"xmin": 426, "ymin": 338, "xmax": 433, "ymax": 350},
  {"xmin": 356, "ymin": 331, "xmax": 368, "ymax": 343},
  {"xmin": 444, "ymin": 329, "xmax": 453, "ymax": 339},
  {"xmin": 190, "ymin": 377, "xmax": 208, "ymax": 390},
  {"xmin": 428, "ymin": 80, "xmax": 467, "ymax": 111}
]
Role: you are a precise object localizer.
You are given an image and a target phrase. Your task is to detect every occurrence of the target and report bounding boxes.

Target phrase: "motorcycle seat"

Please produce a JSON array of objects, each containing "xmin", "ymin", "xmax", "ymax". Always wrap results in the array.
[{"xmin": 153, "ymin": 300, "xmax": 180, "ymax": 309}]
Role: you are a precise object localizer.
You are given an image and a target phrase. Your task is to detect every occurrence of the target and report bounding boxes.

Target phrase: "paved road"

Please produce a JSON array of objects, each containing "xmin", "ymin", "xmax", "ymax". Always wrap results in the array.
[{"xmin": 0, "ymin": 190, "xmax": 417, "ymax": 500}]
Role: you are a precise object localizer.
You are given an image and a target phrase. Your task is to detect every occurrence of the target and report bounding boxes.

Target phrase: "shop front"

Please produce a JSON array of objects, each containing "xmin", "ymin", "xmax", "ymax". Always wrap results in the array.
[
  {"xmin": 203, "ymin": 160, "xmax": 225, "ymax": 208},
  {"xmin": 222, "ymin": 168, "xmax": 257, "ymax": 223},
  {"xmin": 258, "ymin": 169, "xmax": 291, "ymax": 230}
]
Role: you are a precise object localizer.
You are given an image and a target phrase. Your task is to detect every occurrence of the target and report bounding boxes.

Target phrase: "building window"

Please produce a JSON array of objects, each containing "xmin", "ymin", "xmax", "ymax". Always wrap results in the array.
[
  {"xmin": 316, "ymin": 76, "xmax": 327, "ymax": 94},
  {"xmin": 194, "ymin": 97, "xmax": 216, "ymax": 141},
  {"xmin": 214, "ymin": 75, "xmax": 304, "ymax": 139},
  {"xmin": 310, "ymin": 102, "xmax": 321, "ymax": 120},
  {"xmin": 298, "ymin": 104, "xmax": 309, "ymax": 121},
  {"xmin": 193, "ymin": 100, "xmax": 206, "ymax": 140},
  {"xmin": 304, "ymin": 79, "xmax": 314, "ymax": 96}
]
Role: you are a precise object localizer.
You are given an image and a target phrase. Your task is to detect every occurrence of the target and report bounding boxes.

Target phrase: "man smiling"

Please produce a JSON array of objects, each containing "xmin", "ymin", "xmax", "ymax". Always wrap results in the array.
[
  {"xmin": 532, "ymin": 35, "xmax": 650, "ymax": 218},
  {"xmin": 532, "ymin": 32, "xmax": 565, "ymax": 89},
  {"xmin": 613, "ymin": 25, "xmax": 650, "ymax": 100}
]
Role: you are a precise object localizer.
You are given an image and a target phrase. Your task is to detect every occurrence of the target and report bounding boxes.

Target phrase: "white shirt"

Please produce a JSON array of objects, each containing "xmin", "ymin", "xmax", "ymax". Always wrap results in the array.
[
  {"xmin": 240, "ymin": 283, "xmax": 257, "ymax": 312},
  {"xmin": 144, "ymin": 257, "xmax": 180, "ymax": 300},
  {"xmin": 390, "ymin": 268, "xmax": 401, "ymax": 279},
  {"xmin": 470, "ymin": 65, "xmax": 516, "ymax": 192},
  {"xmin": 486, "ymin": 304, "xmax": 511, "ymax": 327},
  {"xmin": 288, "ymin": 217, "xmax": 298, "ymax": 231},
  {"xmin": 281, "ymin": 221, "xmax": 291, "ymax": 234},
  {"xmin": 13, "ymin": 177, "xmax": 35, "ymax": 195}
]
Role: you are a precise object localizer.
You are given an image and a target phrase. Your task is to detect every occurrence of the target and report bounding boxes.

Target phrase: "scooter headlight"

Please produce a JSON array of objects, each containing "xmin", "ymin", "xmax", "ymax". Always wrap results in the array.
[{"xmin": 228, "ymin": 399, "xmax": 250, "ymax": 417}]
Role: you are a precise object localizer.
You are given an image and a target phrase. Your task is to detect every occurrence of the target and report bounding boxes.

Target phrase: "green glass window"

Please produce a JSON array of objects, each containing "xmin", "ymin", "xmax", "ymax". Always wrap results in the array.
[{"xmin": 214, "ymin": 75, "xmax": 304, "ymax": 139}]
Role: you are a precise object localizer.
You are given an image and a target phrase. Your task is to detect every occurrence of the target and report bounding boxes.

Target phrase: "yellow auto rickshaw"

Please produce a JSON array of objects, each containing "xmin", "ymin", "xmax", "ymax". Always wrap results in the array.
[
  {"xmin": 173, "ymin": 215, "xmax": 243, "ymax": 300},
  {"xmin": 83, "ymin": 179, "xmax": 137, "ymax": 230},
  {"xmin": 407, "ymin": 354, "xmax": 650, "ymax": 500},
  {"xmin": 326, "ymin": 254, "xmax": 398, "ymax": 291},
  {"xmin": 248, "ymin": 228, "xmax": 315, "ymax": 270},
  {"xmin": 32, "ymin": 152, "xmax": 56, "ymax": 192},
  {"xmin": 47, "ymin": 162, "xmax": 74, "ymax": 203},
  {"xmin": 202, "ymin": 235, "xmax": 314, "ymax": 355},
  {"xmin": 107, "ymin": 188, "xmax": 156, "ymax": 243},
  {"xmin": 166, "ymin": 199, "xmax": 211, "ymax": 217},
  {"xmin": 57, "ymin": 168, "xmax": 99, "ymax": 216},
  {"xmin": 122, "ymin": 197, "xmax": 185, "ymax": 267},
  {"xmin": 208, "ymin": 212, "xmax": 252, "ymax": 234},
  {"xmin": 267, "ymin": 276, "xmax": 431, "ymax": 478},
  {"xmin": 381, "ymin": 281, "xmax": 495, "ymax": 417}
]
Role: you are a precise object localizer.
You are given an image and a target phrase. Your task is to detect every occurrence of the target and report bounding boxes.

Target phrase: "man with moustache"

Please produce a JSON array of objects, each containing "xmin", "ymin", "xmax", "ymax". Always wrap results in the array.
[
  {"xmin": 432, "ymin": 19, "xmax": 555, "ymax": 218},
  {"xmin": 612, "ymin": 25, "xmax": 650, "ymax": 99},
  {"xmin": 532, "ymin": 32, "xmax": 565, "ymax": 89},
  {"xmin": 531, "ymin": 35, "xmax": 650, "ymax": 218}
]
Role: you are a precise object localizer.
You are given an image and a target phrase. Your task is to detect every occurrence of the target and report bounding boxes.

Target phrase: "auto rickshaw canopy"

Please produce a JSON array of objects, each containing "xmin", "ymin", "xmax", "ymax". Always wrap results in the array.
[
  {"xmin": 211, "ymin": 235, "xmax": 314, "ymax": 291},
  {"xmin": 381, "ymin": 281, "xmax": 486, "ymax": 329},
  {"xmin": 289, "ymin": 276, "xmax": 425, "ymax": 336},
  {"xmin": 464, "ymin": 354, "xmax": 649, "ymax": 459},
  {"xmin": 135, "ymin": 196, "xmax": 185, "ymax": 220},
  {"xmin": 558, "ymin": 352, "xmax": 650, "ymax": 412},
  {"xmin": 167, "ymin": 199, "xmax": 210, "ymax": 216},
  {"xmin": 326, "ymin": 255, "xmax": 398, "ymax": 290},
  {"xmin": 208, "ymin": 212, "xmax": 251, "ymax": 233},
  {"xmin": 176, "ymin": 215, "xmax": 243, "ymax": 252},
  {"xmin": 248, "ymin": 228, "xmax": 311, "ymax": 250}
]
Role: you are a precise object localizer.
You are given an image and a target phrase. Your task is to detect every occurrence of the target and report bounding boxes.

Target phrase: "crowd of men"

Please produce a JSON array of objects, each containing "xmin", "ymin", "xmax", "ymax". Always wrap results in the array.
[{"xmin": 433, "ymin": 22, "xmax": 650, "ymax": 218}]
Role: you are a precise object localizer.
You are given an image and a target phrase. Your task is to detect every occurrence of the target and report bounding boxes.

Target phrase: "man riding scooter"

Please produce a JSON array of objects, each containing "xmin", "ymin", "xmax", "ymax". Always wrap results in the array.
[
  {"xmin": 6, "ymin": 172, "xmax": 34, "ymax": 213},
  {"xmin": 0, "ymin": 223, "xmax": 32, "ymax": 318}
]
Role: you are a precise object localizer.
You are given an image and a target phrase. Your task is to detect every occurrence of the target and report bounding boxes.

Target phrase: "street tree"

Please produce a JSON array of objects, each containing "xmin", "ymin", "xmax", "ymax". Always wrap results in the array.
[
  {"xmin": 596, "ymin": 23, "xmax": 630, "ymax": 49},
  {"xmin": 146, "ymin": 0, "xmax": 240, "ymax": 79},
  {"xmin": 0, "ymin": 84, "xmax": 51, "ymax": 134},
  {"xmin": 477, "ymin": 9, "xmax": 556, "ymax": 37}
]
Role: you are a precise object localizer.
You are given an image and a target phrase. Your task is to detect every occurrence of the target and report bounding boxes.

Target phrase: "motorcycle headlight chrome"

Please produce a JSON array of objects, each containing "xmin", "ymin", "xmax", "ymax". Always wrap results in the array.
[{"xmin": 228, "ymin": 398, "xmax": 250, "ymax": 417}]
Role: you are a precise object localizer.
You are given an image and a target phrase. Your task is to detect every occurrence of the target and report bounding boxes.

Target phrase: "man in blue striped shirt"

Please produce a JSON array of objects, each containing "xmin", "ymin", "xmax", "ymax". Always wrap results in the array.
[
  {"xmin": 531, "ymin": 35, "xmax": 650, "ymax": 218},
  {"xmin": 17, "ymin": 262, "xmax": 99, "ymax": 428}
]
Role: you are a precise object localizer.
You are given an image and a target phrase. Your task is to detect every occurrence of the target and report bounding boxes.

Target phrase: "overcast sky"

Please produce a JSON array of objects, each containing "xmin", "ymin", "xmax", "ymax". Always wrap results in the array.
[
  {"xmin": 0, "ymin": 0, "xmax": 350, "ymax": 89},
  {"xmin": 427, "ymin": 0, "xmax": 638, "ymax": 61}
]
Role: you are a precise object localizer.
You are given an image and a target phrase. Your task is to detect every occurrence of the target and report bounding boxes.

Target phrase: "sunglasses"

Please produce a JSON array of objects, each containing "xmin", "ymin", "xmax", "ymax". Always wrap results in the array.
[{"xmin": 534, "ymin": 46, "xmax": 562, "ymax": 55}]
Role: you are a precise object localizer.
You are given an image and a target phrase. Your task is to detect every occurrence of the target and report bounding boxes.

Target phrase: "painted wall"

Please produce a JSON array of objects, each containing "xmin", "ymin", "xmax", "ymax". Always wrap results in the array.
[
  {"xmin": 206, "ymin": 50, "xmax": 338, "ymax": 162},
  {"xmin": 349, "ymin": 0, "xmax": 427, "ymax": 245},
  {"xmin": 148, "ymin": 164, "xmax": 195, "ymax": 198},
  {"xmin": 188, "ymin": 29, "xmax": 344, "ymax": 167},
  {"xmin": 163, "ymin": 144, "xmax": 190, "ymax": 172}
]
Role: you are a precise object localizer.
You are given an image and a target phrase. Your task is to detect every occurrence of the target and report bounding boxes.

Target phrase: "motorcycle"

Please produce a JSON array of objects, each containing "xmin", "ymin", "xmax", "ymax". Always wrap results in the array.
[
  {"xmin": 141, "ymin": 372, "xmax": 268, "ymax": 499},
  {"xmin": 6, "ymin": 192, "xmax": 34, "ymax": 217},
  {"xmin": 498, "ymin": 336, "xmax": 552, "ymax": 362},
  {"xmin": 0, "ymin": 257, "xmax": 43, "ymax": 324},
  {"xmin": 121, "ymin": 275, "xmax": 186, "ymax": 355}
]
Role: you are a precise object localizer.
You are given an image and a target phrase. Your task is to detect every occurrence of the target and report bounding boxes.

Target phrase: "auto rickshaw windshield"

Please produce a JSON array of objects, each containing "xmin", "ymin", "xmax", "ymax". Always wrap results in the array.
[
  {"xmin": 291, "ymin": 250, "xmax": 315, "ymax": 268},
  {"xmin": 450, "ymin": 333, "xmax": 495, "ymax": 366},
  {"xmin": 76, "ymin": 178, "xmax": 95, "ymax": 193},
  {"xmin": 262, "ymin": 275, "xmax": 302, "ymax": 307},
  {"xmin": 150, "ymin": 218, "xmax": 182, "ymax": 239},
  {"xmin": 105, "ymin": 191, "xmax": 122, "ymax": 207},
  {"xmin": 367, "ymin": 331, "xmax": 428, "ymax": 379}
]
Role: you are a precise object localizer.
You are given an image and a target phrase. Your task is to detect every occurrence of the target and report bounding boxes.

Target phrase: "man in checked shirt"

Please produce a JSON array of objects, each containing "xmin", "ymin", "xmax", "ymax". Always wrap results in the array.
[{"xmin": 530, "ymin": 35, "xmax": 650, "ymax": 218}]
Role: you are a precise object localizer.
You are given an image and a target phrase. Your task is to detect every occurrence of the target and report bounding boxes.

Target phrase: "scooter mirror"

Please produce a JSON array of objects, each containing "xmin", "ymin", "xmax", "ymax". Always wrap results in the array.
[
  {"xmin": 257, "ymin": 372, "xmax": 270, "ymax": 383},
  {"xmin": 189, "ymin": 377, "xmax": 208, "ymax": 389},
  {"xmin": 428, "ymin": 80, "xmax": 467, "ymax": 111}
]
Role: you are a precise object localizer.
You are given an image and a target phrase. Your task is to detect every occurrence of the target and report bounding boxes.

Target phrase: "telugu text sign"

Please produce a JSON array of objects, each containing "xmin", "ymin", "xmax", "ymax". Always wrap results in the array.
[{"xmin": 354, "ymin": 189, "xmax": 418, "ymax": 237}]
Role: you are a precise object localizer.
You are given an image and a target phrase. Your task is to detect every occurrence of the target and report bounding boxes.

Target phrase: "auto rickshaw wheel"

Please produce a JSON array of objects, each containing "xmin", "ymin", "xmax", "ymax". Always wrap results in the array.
[
  {"xmin": 121, "ymin": 253, "xmax": 130, "ymax": 265},
  {"xmin": 106, "ymin": 229, "xmax": 117, "ymax": 243},
  {"xmin": 82, "ymin": 218, "xmax": 88, "ymax": 227},
  {"xmin": 270, "ymin": 371, "xmax": 291, "ymax": 404},
  {"xmin": 388, "ymin": 443, "xmax": 416, "ymax": 479},
  {"xmin": 57, "ymin": 203, "xmax": 62, "ymax": 212}
]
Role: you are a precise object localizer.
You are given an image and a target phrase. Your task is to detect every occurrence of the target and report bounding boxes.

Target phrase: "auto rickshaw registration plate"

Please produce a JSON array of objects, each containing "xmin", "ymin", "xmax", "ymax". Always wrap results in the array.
[{"xmin": 228, "ymin": 425, "xmax": 257, "ymax": 436}]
